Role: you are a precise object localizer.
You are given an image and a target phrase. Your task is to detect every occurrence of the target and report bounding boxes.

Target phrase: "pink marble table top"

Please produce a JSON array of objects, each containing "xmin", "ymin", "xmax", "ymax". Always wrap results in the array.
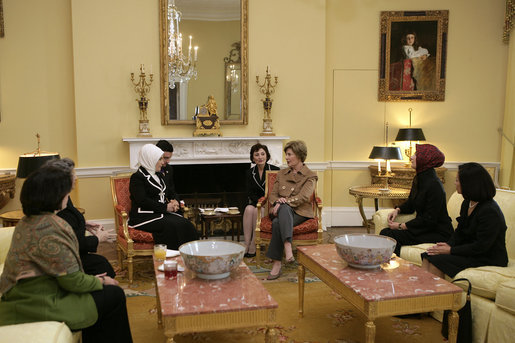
[
  {"xmin": 154, "ymin": 257, "xmax": 278, "ymax": 317},
  {"xmin": 298, "ymin": 244, "xmax": 462, "ymax": 302}
]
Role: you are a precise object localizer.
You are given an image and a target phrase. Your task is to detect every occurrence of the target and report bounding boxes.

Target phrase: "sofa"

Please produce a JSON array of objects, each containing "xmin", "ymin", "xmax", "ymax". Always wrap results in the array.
[
  {"xmin": 0, "ymin": 226, "xmax": 81, "ymax": 343},
  {"xmin": 373, "ymin": 189, "xmax": 515, "ymax": 343}
]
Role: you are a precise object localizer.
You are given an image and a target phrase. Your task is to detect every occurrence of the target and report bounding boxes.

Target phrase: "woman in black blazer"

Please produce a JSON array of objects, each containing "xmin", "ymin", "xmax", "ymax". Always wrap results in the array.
[
  {"xmin": 243, "ymin": 143, "xmax": 280, "ymax": 258},
  {"xmin": 422, "ymin": 162, "xmax": 508, "ymax": 278},
  {"xmin": 128, "ymin": 144, "xmax": 198, "ymax": 250},
  {"xmin": 380, "ymin": 144, "xmax": 454, "ymax": 256}
]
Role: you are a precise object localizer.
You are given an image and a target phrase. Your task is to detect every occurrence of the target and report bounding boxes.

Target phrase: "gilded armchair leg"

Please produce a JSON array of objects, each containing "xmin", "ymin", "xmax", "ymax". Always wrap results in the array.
[
  {"xmin": 116, "ymin": 246, "xmax": 123, "ymax": 269},
  {"xmin": 256, "ymin": 244, "xmax": 262, "ymax": 267},
  {"xmin": 128, "ymin": 256, "xmax": 134, "ymax": 285}
]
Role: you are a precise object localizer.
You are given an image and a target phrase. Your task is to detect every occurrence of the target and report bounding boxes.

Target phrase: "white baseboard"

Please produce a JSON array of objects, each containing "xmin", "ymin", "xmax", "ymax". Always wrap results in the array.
[{"xmin": 322, "ymin": 207, "xmax": 378, "ymax": 228}]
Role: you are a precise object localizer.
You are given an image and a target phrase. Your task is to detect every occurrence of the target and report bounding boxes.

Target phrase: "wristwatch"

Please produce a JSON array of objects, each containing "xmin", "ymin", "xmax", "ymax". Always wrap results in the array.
[{"xmin": 398, "ymin": 222, "xmax": 402, "ymax": 230}]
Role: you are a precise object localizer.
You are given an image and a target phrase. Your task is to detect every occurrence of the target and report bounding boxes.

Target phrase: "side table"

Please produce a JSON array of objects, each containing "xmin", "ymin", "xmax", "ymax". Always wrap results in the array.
[
  {"xmin": 348, "ymin": 185, "xmax": 410, "ymax": 233},
  {"xmin": 200, "ymin": 212, "xmax": 242, "ymax": 241},
  {"xmin": 0, "ymin": 208, "xmax": 86, "ymax": 227}
]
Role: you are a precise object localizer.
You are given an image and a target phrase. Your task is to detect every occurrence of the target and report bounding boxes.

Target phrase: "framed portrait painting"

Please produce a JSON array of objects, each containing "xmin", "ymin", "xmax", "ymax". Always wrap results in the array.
[{"xmin": 378, "ymin": 10, "xmax": 449, "ymax": 101}]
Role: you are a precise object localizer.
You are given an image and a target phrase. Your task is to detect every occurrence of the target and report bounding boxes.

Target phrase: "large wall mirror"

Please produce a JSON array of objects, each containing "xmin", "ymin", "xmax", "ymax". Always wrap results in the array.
[{"xmin": 159, "ymin": 0, "xmax": 248, "ymax": 125}]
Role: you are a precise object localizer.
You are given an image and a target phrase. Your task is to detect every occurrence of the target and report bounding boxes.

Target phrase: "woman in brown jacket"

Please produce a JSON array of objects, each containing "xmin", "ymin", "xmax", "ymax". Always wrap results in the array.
[{"xmin": 266, "ymin": 140, "xmax": 317, "ymax": 280}]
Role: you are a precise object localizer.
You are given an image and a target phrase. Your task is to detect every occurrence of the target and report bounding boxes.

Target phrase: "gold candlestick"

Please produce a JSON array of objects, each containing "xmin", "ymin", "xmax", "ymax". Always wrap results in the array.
[
  {"xmin": 256, "ymin": 66, "xmax": 278, "ymax": 136},
  {"xmin": 130, "ymin": 64, "xmax": 154, "ymax": 137}
]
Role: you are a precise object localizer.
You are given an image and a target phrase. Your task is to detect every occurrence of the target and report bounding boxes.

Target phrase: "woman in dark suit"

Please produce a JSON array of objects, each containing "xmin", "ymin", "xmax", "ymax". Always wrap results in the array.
[
  {"xmin": 380, "ymin": 144, "xmax": 454, "ymax": 256},
  {"xmin": 243, "ymin": 143, "xmax": 280, "ymax": 258},
  {"xmin": 422, "ymin": 162, "xmax": 508, "ymax": 278},
  {"xmin": 128, "ymin": 144, "xmax": 198, "ymax": 250},
  {"xmin": 46, "ymin": 158, "xmax": 116, "ymax": 278},
  {"xmin": 266, "ymin": 140, "xmax": 317, "ymax": 280}
]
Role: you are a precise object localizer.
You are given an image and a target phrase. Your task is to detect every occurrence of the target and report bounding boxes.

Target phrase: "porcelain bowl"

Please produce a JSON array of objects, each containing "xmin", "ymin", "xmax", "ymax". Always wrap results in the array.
[
  {"xmin": 179, "ymin": 240, "xmax": 245, "ymax": 279},
  {"xmin": 334, "ymin": 234, "xmax": 396, "ymax": 269}
]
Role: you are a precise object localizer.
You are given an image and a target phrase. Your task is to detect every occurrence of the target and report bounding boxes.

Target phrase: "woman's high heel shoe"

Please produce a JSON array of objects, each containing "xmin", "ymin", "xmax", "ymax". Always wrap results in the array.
[
  {"xmin": 285, "ymin": 256, "xmax": 296, "ymax": 264},
  {"xmin": 266, "ymin": 269, "xmax": 281, "ymax": 280}
]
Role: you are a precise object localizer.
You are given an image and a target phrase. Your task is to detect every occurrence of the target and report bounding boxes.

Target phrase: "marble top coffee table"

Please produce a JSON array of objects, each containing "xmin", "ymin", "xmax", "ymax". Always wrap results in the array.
[
  {"xmin": 297, "ymin": 244, "xmax": 463, "ymax": 343},
  {"xmin": 154, "ymin": 256, "xmax": 278, "ymax": 342}
]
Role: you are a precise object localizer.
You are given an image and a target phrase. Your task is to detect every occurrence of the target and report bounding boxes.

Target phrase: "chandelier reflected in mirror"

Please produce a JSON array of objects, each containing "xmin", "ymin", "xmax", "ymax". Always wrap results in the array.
[{"xmin": 167, "ymin": 0, "xmax": 198, "ymax": 89}]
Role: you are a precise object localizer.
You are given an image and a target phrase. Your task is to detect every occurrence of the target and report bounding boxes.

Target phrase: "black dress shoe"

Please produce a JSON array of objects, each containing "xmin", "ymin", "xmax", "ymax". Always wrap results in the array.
[{"xmin": 244, "ymin": 253, "xmax": 256, "ymax": 258}]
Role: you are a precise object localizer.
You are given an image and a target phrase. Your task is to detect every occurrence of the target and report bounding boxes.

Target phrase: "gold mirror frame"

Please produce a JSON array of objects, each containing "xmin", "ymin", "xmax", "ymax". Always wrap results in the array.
[{"xmin": 159, "ymin": 0, "xmax": 248, "ymax": 125}]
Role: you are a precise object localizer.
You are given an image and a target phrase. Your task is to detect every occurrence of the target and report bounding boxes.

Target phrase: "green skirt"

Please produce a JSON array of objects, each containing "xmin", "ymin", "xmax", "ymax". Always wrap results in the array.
[{"xmin": 0, "ymin": 275, "xmax": 98, "ymax": 330}]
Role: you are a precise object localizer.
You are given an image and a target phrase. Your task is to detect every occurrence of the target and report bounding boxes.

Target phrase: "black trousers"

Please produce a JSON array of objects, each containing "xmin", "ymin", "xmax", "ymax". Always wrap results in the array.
[
  {"xmin": 82, "ymin": 285, "xmax": 133, "ymax": 343},
  {"xmin": 379, "ymin": 227, "xmax": 450, "ymax": 256},
  {"xmin": 140, "ymin": 213, "xmax": 199, "ymax": 250},
  {"xmin": 81, "ymin": 253, "xmax": 116, "ymax": 278},
  {"xmin": 266, "ymin": 204, "xmax": 308, "ymax": 261}
]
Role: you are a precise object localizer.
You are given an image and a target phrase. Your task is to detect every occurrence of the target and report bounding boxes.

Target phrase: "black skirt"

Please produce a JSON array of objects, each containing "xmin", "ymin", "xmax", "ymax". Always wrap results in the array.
[{"xmin": 421, "ymin": 252, "xmax": 479, "ymax": 278}]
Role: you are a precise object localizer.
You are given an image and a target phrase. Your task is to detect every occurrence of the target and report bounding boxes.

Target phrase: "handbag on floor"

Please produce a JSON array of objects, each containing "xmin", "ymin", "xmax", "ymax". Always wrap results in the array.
[{"xmin": 441, "ymin": 278, "xmax": 472, "ymax": 343}]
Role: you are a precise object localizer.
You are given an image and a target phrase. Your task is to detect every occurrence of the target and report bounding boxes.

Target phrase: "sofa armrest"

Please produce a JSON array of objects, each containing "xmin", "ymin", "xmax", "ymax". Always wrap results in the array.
[
  {"xmin": 372, "ymin": 210, "xmax": 416, "ymax": 235},
  {"xmin": 0, "ymin": 321, "xmax": 80, "ymax": 343}
]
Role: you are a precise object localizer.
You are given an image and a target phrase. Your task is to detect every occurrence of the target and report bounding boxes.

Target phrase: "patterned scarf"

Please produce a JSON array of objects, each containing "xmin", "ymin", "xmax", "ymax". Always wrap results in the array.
[{"xmin": 0, "ymin": 214, "xmax": 82, "ymax": 295}]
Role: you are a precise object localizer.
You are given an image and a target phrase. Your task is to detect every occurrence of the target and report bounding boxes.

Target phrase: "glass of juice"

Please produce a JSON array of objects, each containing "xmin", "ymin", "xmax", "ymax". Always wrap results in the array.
[
  {"xmin": 154, "ymin": 244, "xmax": 167, "ymax": 262},
  {"xmin": 164, "ymin": 260, "xmax": 178, "ymax": 279}
]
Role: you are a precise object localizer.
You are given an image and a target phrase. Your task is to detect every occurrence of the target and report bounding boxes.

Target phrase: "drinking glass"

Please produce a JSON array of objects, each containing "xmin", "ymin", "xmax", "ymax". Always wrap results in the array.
[
  {"xmin": 154, "ymin": 244, "xmax": 167, "ymax": 261},
  {"xmin": 164, "ymin": 260, "xmax": 178, "ymax": 279}
]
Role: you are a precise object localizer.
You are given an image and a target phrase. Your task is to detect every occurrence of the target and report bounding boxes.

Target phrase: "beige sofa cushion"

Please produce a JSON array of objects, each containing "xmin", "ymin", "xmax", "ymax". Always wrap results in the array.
[
  {"xmin": 454, "ymin": 263, "xmax": 515, "ymax": 300},
  {"xmin": 0, "ymin": 227, "xmax": 15, "ymax": 264},
  {"xmin": 0, "ymin": 321, "xmax": 80, "ymax": 343},
  {"xmin": 495, "ymin": 279, "xmax": 515, "ymax": 315},
  {"xmin": 399, "ymin": 244, "xmax": 432, "ymax": 266}
]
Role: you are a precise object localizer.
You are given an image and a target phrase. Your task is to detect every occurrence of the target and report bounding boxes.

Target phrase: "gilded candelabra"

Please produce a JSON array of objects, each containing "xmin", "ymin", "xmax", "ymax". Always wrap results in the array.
[
  {"xmin": 256, "ymin": 66, "xmax": 278, "ymax": 136},
  {"xmin": 130, "ymin": 64, "xmax": 154, "ymax": 137}
]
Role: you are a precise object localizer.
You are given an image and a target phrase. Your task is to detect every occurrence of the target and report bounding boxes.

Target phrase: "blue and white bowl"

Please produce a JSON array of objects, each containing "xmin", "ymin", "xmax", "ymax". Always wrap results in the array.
[{"xmin": 179, "ymin": 240, "xmax": 245, "ymax": 279}]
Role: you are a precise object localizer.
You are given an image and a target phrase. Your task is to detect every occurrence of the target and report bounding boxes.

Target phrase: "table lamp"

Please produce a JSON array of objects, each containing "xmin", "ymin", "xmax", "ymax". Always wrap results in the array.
[
  {"xmin": 395, "ymin": 108, "xmax": 426, "ymax": 163},
  {"xmin": 368, "ymin": 146, "xmax": 403, "ymax": 192},
  {"xmin": 16, "ymin": 134, "xmax": 60, "ymax": 178}
]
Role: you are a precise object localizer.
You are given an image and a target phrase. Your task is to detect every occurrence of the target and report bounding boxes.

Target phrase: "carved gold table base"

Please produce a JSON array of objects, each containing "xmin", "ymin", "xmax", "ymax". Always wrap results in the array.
[
  {"xmin": 154, "ymin": 256, "xmax": 278, "ymax": 342},
  {"xmin": 297, "ymin": 245, "xmax": 463, "ymax": 343},
  {"xmin": 349, "ymin": 185, "xmax": 410, "ymax": 233}
]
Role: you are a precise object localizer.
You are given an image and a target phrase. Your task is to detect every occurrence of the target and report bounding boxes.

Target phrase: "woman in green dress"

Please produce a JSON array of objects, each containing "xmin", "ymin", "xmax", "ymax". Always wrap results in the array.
[{"xmin": 0, "ymin": 163, "xmax": 132, "ymax": 343}]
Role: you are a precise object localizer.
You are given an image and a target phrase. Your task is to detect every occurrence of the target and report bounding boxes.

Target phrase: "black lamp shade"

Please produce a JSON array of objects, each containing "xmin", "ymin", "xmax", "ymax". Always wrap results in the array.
[
  {"xmin": 395, "ymin": 128, "xmax": 426, "ymax": 141},
  {"xmin": 16, "ymin": 154, "xmax": 60, "ymax": 178},
  {"xmin": 368, "ymin": 146, "xmax": 403, "ymax": 160}
]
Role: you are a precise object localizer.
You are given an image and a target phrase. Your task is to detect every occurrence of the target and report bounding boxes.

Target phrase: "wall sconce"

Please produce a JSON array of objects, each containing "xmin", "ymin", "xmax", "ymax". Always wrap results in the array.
[{"xmin": 395, "ymin": 108, "xmax": 426, "ymax": 164}]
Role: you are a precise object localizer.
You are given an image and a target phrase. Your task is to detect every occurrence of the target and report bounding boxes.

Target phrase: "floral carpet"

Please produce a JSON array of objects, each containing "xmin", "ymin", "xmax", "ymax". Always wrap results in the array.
[{"xmin": 112, "ymin": 254, "xmax": 447, "ymax": 343}]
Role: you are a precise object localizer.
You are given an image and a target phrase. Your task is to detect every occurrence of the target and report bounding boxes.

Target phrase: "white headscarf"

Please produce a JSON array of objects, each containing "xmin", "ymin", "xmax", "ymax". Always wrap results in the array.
[{"xmin": 137, "ymin": 144, "xmax": 164, "ymax": 177}]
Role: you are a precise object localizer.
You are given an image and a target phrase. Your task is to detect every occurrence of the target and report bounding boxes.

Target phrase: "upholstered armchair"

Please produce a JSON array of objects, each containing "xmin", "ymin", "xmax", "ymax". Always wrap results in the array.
[
  {"xmin": 254, "ymin": 171, "xmax": 323, "ymax": 265},
  {"xmin": 110, "ymin": 175, "xmax": 154, "ymax": 284}
]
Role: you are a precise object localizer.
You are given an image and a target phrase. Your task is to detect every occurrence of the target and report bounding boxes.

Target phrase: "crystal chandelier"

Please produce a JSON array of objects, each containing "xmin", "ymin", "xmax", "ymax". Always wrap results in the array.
[{"xmin": 167, "ymin": 0, "xmax": 198, "ymax": 89}]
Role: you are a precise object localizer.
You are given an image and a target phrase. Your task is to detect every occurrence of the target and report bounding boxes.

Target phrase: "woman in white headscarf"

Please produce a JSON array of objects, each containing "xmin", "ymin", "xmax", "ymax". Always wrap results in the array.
[{"xmin": 128, "ymin": 144, "xmax": 198, "ymax": 249}]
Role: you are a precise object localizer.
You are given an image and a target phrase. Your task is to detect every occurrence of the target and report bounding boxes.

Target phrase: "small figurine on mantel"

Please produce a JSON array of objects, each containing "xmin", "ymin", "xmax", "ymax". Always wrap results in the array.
[{"xmin": 193, "ymin": 95, "xmax": 222, "ymax": 137}]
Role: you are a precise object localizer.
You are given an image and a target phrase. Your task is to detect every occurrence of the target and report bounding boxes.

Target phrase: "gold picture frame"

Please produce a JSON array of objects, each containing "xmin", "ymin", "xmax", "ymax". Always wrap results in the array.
[{"xmin": 378, "ymin": 10, "xmax": 449, "ymax": 101}]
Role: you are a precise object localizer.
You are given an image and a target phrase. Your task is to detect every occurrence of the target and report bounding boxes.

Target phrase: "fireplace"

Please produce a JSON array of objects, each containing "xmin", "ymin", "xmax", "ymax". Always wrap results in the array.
[{"xmin": 173, "ymin": 163, "xmax": 250, "ymax": 211}]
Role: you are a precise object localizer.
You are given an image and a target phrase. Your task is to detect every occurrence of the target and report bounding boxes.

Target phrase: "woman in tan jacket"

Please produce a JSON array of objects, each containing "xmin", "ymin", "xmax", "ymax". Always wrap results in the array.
[{"xmin": 266, "ymin": 140, "xmax": 317, "ymax": 280}]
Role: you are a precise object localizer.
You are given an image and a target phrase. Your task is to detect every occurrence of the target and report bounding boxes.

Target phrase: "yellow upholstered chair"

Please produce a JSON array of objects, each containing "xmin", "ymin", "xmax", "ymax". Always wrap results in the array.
[
  {"xmin": 254, "ymin": 171, "xmax": 323, "ymax": 265},
  {"xmin": 110, "ymin": 175, "xmax": 154, "ymax": 284}
]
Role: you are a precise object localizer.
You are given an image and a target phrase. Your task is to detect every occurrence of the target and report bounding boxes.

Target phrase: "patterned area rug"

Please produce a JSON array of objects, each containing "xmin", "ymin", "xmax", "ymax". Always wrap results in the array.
[{"xmin": 113, "ymin": 255, "xmax": 446, "ymax": 343}]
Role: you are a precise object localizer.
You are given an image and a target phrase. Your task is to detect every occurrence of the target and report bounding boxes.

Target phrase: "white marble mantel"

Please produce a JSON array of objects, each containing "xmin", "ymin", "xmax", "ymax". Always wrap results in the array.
[{"xmin": 123, "ymin": 136, "xmax": 290, "ymax": 169}]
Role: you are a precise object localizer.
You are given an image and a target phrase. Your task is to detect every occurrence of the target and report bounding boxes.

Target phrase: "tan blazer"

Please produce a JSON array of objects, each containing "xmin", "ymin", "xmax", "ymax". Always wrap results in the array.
[{"xmin": 269, "ymin": 164, "xmax": 318, "ymax": 218}]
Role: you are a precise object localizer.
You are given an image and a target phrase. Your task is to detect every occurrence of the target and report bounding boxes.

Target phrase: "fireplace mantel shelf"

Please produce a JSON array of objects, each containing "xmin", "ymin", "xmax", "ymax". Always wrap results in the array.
[{"xmin": 123, "ymin": 136, "xmax": 290, "ymax": 168}]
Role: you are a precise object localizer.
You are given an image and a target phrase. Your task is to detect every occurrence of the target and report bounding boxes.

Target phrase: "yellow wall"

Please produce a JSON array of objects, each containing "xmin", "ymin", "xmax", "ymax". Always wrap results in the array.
[{"xmin": 0, "ymin": 0, "xmax": 510, "ymax": 221}]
